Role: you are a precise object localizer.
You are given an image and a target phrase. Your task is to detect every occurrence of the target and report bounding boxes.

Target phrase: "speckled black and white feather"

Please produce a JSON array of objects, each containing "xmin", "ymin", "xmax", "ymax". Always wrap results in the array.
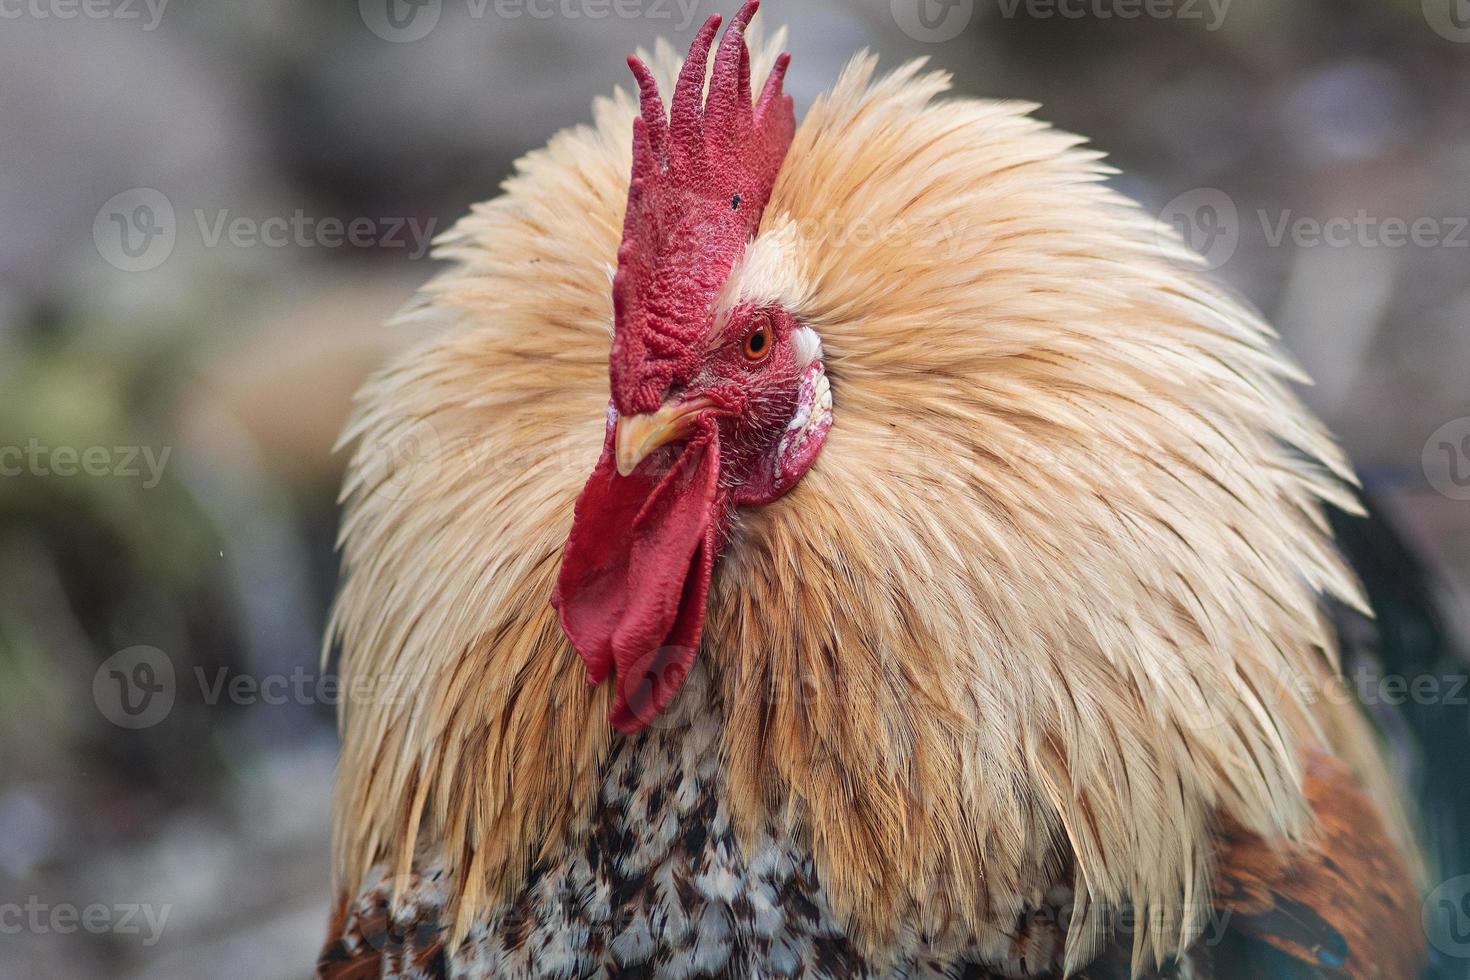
[{"xmin": 320, "ymin": 667, "xmax": 1230, "ymax": 980}]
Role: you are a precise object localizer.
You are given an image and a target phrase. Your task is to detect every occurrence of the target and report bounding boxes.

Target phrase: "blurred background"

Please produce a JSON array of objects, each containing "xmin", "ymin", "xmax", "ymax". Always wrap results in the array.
[{"xmin": 1, "ymin": 0, "xmax": 1467, "ymax": 976}]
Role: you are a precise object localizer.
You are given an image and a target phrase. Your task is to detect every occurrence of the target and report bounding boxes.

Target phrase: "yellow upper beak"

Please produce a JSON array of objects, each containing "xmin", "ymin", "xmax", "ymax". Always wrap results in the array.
[{"xmin": 614, "ymin": 398, "xmax": 712, "ymax": 477}]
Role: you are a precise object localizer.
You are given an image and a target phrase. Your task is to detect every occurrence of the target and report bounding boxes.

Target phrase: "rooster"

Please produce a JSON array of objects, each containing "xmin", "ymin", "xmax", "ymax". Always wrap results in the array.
[{"xmin": 318, "ymin": 4, "xmax": 1430, "ymax": 977}]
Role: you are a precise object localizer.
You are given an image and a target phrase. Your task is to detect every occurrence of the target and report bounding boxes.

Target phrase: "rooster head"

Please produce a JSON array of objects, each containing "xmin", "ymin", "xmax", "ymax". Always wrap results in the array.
[{"xmin": 552, "ymin": 1, "xmax": 824, "ymax": 733}]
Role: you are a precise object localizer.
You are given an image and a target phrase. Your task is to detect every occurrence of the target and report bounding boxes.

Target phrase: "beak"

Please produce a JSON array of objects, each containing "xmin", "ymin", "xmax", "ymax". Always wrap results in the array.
[{"xmin": 615, "ymin": 397, "xmax": 713, "ymax": 477}]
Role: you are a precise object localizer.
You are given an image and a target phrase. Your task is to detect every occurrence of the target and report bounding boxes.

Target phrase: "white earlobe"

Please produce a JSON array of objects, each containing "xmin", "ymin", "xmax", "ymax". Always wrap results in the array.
[{"xmin": 791, "ymin": 325, "xmax": 823, "ymax": 369}]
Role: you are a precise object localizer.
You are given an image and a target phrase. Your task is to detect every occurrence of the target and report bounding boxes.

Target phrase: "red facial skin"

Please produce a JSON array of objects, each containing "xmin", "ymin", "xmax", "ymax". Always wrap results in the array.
[{"xmin": 683, "ymin": 305, "xmax": 814, "ymax": 508}]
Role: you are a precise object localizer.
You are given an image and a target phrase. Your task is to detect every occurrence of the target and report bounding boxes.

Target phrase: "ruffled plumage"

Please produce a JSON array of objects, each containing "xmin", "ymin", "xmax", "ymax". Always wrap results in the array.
[{"xmin": 325, "ymin": 21, "xmax": 1419, "ymax": 977}]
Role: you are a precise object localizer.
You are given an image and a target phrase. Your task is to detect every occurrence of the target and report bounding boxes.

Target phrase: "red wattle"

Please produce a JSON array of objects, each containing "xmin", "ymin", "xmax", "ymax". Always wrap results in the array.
[{"xmin": 552, "ymin": 420, "xmax": 721, "ymax": 733}]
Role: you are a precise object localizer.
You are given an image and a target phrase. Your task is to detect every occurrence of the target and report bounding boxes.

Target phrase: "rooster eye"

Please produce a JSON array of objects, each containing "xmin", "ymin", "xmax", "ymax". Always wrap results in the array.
[{"xmin": 743, "ymin": 320, "xmax": 772, "ymax": 362}]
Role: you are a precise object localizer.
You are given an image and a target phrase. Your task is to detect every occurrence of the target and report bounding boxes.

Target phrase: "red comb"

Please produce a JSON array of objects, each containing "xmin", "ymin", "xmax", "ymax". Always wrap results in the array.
[{"xmin": 610, "ymin": 0, "xmax": 795, "ymax": 415}]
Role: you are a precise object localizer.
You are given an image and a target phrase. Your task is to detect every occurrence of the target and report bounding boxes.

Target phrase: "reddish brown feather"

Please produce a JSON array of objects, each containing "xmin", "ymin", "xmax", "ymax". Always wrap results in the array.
[
  {"xmin": 317, "ymin": 896, "xmax": 380, "ymax": 980},
  {"xmin": 1215, "ymin": 748, "xmax": 1424, "ymax": 979},
  {"xmin": 317, "ymin": 893, "xmax": 448, "ymax": 980}
]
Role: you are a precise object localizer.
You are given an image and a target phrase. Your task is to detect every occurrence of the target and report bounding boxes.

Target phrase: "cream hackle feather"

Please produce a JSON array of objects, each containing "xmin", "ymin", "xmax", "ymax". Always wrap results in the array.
[{"xmin": 328, "ymin": 23, "xmax": 1411, "ymax": 975}]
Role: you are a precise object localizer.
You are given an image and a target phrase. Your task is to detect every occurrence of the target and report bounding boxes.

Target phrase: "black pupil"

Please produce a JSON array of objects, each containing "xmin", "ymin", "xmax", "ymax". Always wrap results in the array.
[
  {"xmin": 731, "ymin": 194, "xmax": 741, "ymax": 210},
  {"xmin": 749, "ymin": 329, "xmax": 765, "ymax": 354}
]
